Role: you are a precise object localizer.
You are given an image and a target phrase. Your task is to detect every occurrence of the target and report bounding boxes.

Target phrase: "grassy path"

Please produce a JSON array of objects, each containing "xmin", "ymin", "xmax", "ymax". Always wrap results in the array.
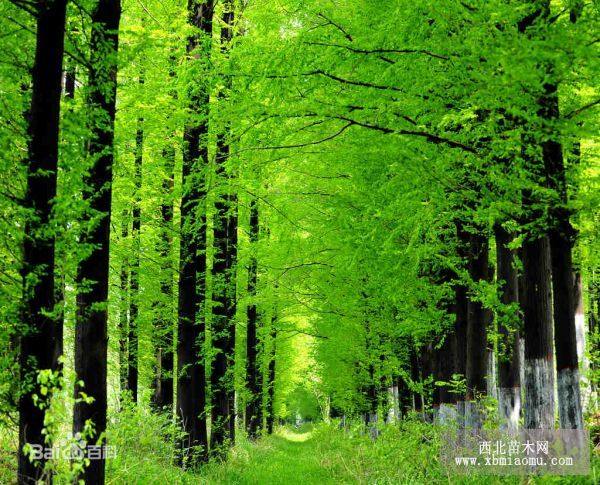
[{"xmin": 200, "ymin": 426, "xmax": 350, "ymax": 484}]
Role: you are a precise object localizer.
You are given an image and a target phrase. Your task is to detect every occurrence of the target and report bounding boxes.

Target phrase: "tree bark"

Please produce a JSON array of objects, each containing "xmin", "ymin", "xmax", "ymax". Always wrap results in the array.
[
  {"xmin": 211, "ymin": 0, "xmax": 238, "ymax": 453},
  {"xmin": 73, "ymin": 1, "xmax": 121, "ymax": 483},
  {"xmin": 522, "ymin": 234, "xmax": 555, "ymax": 429},
  {"xmin": 18, "ymin": 1, "xmax": 68, "ymax": 483},
  {"xmin": 453, "ymin": 222, "xmax": 469, "ymax": 422},
  {"xmin": 245, "ymin": 197, "xmax": 262, "ymax": 438},
  {"xmin": 541, "ymin": 81, "xmax": 584, "ymax": 429},
  {"xmin": 127, "ymin": 84, "xmax": 144, "ymax": 403},
  {"xmin": 494, "ymin": 224, "xmax": 521, "ymax": 433},
  {"xmin": 176, "ymin": 0, "xmax": 213, "ymax": 466},
  {"xmin": 465, "ymin": 231, "xmax": 489, "ymax": 428},
  {"xmin": 266, "ymin": 318, "xmax": 277, "ymax": 434},
  {"xmin": 118, "ymin": 209, "xmax": 129, "ymax": 398},
  {"xmin": 436, "ymin": 334, "xmax": 457, "ymax": 424},
  {"xmin": 151, "ymin": 147, "xmax": 175, "ymax": 410}
]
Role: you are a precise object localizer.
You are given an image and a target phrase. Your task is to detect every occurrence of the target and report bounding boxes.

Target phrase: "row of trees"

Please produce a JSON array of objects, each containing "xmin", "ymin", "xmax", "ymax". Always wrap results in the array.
[
  {"xmin": 0, "ymin": 0, "xmax": 598, "ymax": 484},
  {"xmin": 3, "ymin": 0, "xmax": 282, "ymax": 482}
]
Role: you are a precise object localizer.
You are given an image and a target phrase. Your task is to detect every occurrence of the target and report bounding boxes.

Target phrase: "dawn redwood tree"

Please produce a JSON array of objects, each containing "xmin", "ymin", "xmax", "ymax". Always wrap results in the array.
[
  {"xmin": 266, "ymin": 316, "xmax": 277, "ymax": 434},
  {"xmin": 541, "ymin": 57, "xmax": 584, "ymax": 432},
  {"xmin": 494, "ymin": 224, "xmax": 521, "ymax": 432},
  {"xmin": 151, "ymin": 144, "xmax": 175, "ymax": 410},
  {"xmin": 435, "ymin": 333, "xmax": 456, "ymax": 422},
  {"xmin": 17, "ymin": 0, "xmax": 68, "ymax": 482},
  {"xmin": 464, "ymin": 230, "xmax": 490, "ymax": 428},
  {"xmin": 127, "ymin": 81, "xmax": 144, "ymax": 403},
  {"xmin": 245, "ymin": 196, "xmax": 262, "ymax": 438},
  {"xmin": 211, "ymin": 0, "xmax": 238, "ymax": 452},
  {"xmin": 176, "ymin": 0, "xmax": 212, "ymax": 465},
  {"xmin": 513, "ymin": 1, "xmax": 556, "ymax": 431},
  {"xmin": 73, "ymin": 0, "xmax": 121, "ymax": 482},
  {"xmin": 453, "ymin": 223, "xmax": 470, "ymax": 421},
  {"xmin": 151, "ymin": 56, "xmax": 177, "ymax": 411},
  {"xmin": 521, "ymin": 231, "xmax": 555, "ymax": 429},
  {"xmin": 118, "ymin": 209, "xmax": 129, "ymax": 396}
]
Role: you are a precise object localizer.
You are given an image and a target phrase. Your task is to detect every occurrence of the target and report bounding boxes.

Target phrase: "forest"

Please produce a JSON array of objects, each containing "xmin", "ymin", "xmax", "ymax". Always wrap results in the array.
[{"xmin": 0, "ymin": 0, "xmax": 599, "ymax": 483}]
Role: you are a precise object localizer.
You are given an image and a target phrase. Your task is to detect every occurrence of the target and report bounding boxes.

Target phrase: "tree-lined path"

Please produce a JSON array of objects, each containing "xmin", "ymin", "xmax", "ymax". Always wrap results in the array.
[{"xmin": 0, "ymin": 0, "xmax": 598, "ymax": 483}]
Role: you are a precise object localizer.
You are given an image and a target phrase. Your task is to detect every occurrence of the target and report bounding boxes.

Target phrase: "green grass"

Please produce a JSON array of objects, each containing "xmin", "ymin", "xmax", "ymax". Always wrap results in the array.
[
  {"xmin": 106, "ymin": 416, "xmax": 599, "ymax": 484},
  {"xmin": 2, "ymin": 413, "xmax": 599, "ymax": 484}
]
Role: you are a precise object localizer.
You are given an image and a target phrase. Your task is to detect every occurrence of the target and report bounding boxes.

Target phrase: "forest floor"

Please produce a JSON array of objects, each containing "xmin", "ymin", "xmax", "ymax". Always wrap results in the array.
[
  {"xmin": 2, "ymin": 415, "xmax": 599, "ymax": 484},
  {"xmin": 104, "ymin": 412, "xmax": 600, "ymax": 485}
]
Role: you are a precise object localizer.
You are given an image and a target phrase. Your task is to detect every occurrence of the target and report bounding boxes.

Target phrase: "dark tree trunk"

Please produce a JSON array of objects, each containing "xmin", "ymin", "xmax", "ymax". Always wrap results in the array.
[
  {"xmin": 245, "ymin": 197, "xmax": 262, "ymax": 439},
  {"xmin": 588, "ymin": 273, "xmax": 599, "ymax": 393},
  {"xmin": 118, "ymin": 209, "xmax": 129, "ymax": 398},
  {"xmin": 420, "ymin": 343, "xmax": 435, "ymax": 422},
  {"xmin": 151, "ymin": 147, "xmax": 175, "ymax": 411},
  {"xmin": 211, "ymin": 1, "xmax": 237, "ymax": 454},
  {"xmin": 64, "ymin": 61, "xmax": 76, "ymax": 99},
  {"xmin": 266, "ymin": 319, "xmax": 277, "ymax": 434},
  {"xmin": 127, "ymin": 91, "xmax": 144, "ymax": 403},
  {"xmin": 541, "ymin": 82, "xmax": 583, "ymax": 429},
  {"xmin": 522, "ymin": 234, "xmax": 555, "ymax": 429},
  {"xmin": 453, "ymin": 222, "xmax": 470, "ymax": 422},
  {"xmin": 436, "ymin": 333, "xmax": 457, "ymax": 423},
  {"xmin": 494, "ymin": 225, "xmax": 521, "ymax": 432},
  {"xmin": 409, "ymin": 342, "xmax": 423, "ymax": 413},
  {"xmin": 397, "ymin": 374, "xmax": 412, "ymax": 417},
  {"xmin": 18, "ymin": 1, "xmax": 68, "ymax": 483},
  {"xmin": 175, "ymin": 0, "xmax": 212, "ymax": 466},
  {"xmin": 73, "ymin": 1, "xmax": 121, "ymax": 483},
  {"xmin": 465, "ymin": 231, "xmax": 489, "ymax": 428},
  {"xmin": 151, "ymin": 57, "xmax": 177, "ymax": 411},
  {"xmin": 513, "ymin": 0, "xmax": 556, "ymax": 433},
  {"xmin": 364, "ymin": 361, "xmax": 379, "ymax": 436}
]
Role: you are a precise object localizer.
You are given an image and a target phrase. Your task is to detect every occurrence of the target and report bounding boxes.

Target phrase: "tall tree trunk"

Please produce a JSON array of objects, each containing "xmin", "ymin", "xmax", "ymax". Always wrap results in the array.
[
  {"xmin": 128, "ymin": 89, "xmax": 144, "ymax": 403},
  {"xmin": 151, "ymin": 56, "xmax": 177, "ymax": 411},
  {"xmin": 522, "ymin": 234, "xmax": 555, "ymax": 429},
  {"xmin": 118, "ymin": 209, "xmax": 129, "ymax": 398},
  {"xmin": 151, "ymin": 147, "xmax": 174, "ymax": 410},
  {"xmin": 588, "ymin": 272, "xmax": 599, "ymax": 395},
  {"xmin": 541, "ymin": 81, "xmax": 584, "ymax": 429},
  {"xmin": 364, "ymin": 360, "xmax": 379, "ymax": 437},
  {"xmin": 73, "ymin": 1, "xmax": 121, "ymax": 483},
  {"xmin": 573, "ymin": 273, "xmax": 589, "ymax": 408},
  {"xmin": 436, "ymin": 333, "xmax": 457, "ymax": 423},
  {"xmin": 494, "ymin": 225, "xmax": 521, "ymax": 433},
  {"xmin": 397, "ymin": 374, "xmax": 412, "ymax": 417},
  {"xmin": 409, "ymin": 342, "xmax": 423, "ymax": 414},
  {"xmin": 245, "ymin": 197, "xmax": 262, "ymax": 438},
  {"xmin": 176, "ymin": 0, "xmax": 212, "ymax": 466},
  {"xmin": 453, "ymin": 223, "xmax": 469, "ymax": 422},
  {"xmin": 18, "ymin": 1, "xmax": 68, "ymax": 483},
  {"xmin": 211, "ymin": 1, "xmax": 238, "ymax": 453},
  {"xmin": 266, "ymin": 318, "xmax": 277, "ymax": 434},
  {"xmin": 514, "ymin": 0, "xmax": 557, "ymax": 433},
  {"xmin": 465, "ymin": 231, "xmax": 489, "ymax": 428}
]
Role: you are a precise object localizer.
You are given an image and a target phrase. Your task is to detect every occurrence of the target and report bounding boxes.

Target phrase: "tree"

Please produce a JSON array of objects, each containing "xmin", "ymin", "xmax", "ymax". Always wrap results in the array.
[
  {"xmin": 17, "ymin": 0, "xmax": 68, "ymax": 482},
  {"xmin": 176, "ymin": 0, "xmax": 212, "ymax": 466},
  {"xmin": 245, "ymin": 197, "xmax": 262, "ymax": 438},
  {"xmin": 211, "ymin": 0, "xmax": 238, "ymax": 453},
  {"xmin": 73, "ymin": 0, "xmax": 121, "ymax": 482}
]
